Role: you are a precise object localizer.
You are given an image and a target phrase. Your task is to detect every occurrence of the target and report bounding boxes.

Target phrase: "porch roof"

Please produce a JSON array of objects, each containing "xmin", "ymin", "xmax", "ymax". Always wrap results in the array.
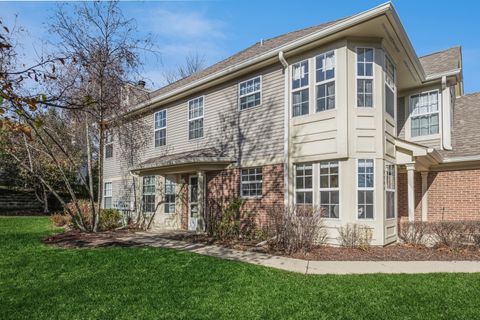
[{"xmin": 131, "ymin": 148, "xmax": 236, "ymax": 174}]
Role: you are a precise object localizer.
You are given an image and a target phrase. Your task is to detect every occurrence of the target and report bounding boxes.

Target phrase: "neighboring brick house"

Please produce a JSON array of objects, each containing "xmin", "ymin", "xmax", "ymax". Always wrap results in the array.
[{"xmin": 103, "ymin": 3, "xmax": 480, "ymax": 245}]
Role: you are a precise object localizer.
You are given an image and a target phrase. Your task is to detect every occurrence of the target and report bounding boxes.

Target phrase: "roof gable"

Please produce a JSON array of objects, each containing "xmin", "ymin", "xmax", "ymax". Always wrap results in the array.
[{"xmin": 419, "ymin": 46, "xmax": 461, "ymax": 77}]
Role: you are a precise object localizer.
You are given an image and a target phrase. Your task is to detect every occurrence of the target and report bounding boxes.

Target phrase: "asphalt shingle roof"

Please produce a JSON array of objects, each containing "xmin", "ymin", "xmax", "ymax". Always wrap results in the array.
[{"xmin": 419, "ymin": 46, "xmax": 462, "ymax": 77}]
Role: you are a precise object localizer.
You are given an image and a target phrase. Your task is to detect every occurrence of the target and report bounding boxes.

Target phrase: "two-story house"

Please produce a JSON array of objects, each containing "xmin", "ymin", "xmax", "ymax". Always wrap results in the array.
[{"xmin": 103, "ymin": 2, "xmax": 480, "ymax": 245}]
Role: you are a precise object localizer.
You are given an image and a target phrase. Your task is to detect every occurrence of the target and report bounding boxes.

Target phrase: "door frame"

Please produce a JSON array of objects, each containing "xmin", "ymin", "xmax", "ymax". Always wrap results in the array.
[{"xmin": 188, "ymin": 175, "xmax": 198, "ymax": 231}]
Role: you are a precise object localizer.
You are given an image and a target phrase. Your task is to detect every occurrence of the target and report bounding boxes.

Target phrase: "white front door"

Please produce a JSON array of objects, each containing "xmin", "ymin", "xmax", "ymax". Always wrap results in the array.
[{"xmin": 188, "ymin": 176, "xmax": 199, "ymax": 231}]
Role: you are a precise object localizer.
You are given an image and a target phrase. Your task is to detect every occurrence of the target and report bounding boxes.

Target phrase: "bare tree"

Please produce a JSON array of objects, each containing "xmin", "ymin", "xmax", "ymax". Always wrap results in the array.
[{"xmin": 163, "ymin": 52, "xmax": 206, "ymax": 84}]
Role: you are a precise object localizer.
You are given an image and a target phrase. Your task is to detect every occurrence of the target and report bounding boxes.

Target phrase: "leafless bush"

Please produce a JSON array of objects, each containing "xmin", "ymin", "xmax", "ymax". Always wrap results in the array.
[
  {"xmin": 337, "ymin": 224, "xmax": 372, "ymax": 249},
  {"xmin": 268, "ymin": 206, "xmax": 327, "ymax": 254},
  {"xmin": 430, "ymin": 221, "xmax": 467, "ymax": 248},
  {"xmin": 399, "ymin": 221, "xmax": 429, "ymax": 246}
]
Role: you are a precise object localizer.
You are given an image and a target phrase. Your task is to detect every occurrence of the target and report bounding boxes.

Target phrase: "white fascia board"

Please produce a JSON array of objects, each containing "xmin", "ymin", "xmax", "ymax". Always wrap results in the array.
[{"xmin": 442, "ymin": 155, "xmax": 480, "ymax": 163}]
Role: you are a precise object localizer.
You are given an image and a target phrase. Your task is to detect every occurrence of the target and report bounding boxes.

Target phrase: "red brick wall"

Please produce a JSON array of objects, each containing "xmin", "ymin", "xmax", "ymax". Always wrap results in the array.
[
  {"xmin": 206, "ymin": 164, "xmax": 284, "ymax": 227},
  {"xmin": 398, "ymin": 169, "xmax": 480, "ymax": 222}
]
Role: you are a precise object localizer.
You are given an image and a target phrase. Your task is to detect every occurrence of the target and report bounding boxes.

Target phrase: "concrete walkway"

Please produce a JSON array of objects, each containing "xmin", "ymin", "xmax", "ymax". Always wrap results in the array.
[{"xmin": 117, "ymin": 232, "xmax": 480, "ymax": 275}]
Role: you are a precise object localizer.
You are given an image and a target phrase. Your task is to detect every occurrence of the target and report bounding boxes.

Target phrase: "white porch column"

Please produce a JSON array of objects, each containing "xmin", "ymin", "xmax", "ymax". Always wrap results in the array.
[
  {"xmin": 421, "ymin": 171, "xmax": 429, "ymax": 221},
  {"xmin": 406, "ymin": 163, "xmax": 415, "ymax": 222},
  {"xmin": 197, "ymin": 170, "xmax": 205, "ymax": 231}
]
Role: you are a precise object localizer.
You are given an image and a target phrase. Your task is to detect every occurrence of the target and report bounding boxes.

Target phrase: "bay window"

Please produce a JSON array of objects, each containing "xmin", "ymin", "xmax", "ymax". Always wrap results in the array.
[
  {"xmin": 292, "ymin": 60, "xmax": 309, "ymax": 117},
  {"xmin": 384, "ymin": 55, "xmax": 396, "ymax": 118},
  {"xmin": 356, "ymin": 48, "xmax": 374, "ymax": 107},
  {"xmin": 315, "ymin": 51, "xmax": 335, "ymax": 112},
  {"xmin": 295, "ymin": 163, "xmax": 313, "ymax": 207},
  {"xmin": 357, "ymin": 159, "xmax": 374, "ymax": 219},
  {"xmin": 319, "ymin": 161, "xmax": 339, "ymax": 218},
  {"xmin": 385, "ymin": 163, "xmax": 396, "ymax": 219}
]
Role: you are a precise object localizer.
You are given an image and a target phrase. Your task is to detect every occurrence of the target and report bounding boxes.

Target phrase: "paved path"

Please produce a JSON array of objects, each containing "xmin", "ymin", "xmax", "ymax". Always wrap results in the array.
[{"xmin": 116, "ymin": 232, "xmax": 480, "ymax": 275}]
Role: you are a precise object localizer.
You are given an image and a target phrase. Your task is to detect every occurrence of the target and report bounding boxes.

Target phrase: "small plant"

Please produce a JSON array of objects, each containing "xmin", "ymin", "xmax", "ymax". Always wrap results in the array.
[
  {"xmin": 399, "ymin": 221, "xmax": 429, "ymax": 246},
  {"xmin": 430, "ymin": 221, "xmax": 466, "ymax": 248},
  {"xmin": 49, "ymin": 213, "xmax": 72, "ymax": 227},
  {"xmin": 337, "ymin": 224, "xmax": 372, "ymax": 250},
  {"xmin": 100, "ymin": 209, "xmax": 122, "ymax": 231}
]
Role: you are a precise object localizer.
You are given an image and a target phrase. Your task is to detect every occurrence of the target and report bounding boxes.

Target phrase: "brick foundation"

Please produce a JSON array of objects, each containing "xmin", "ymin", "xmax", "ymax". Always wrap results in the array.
[{"xmin": 398, "ymin": 168, "xmax": 480, "ymax": 222}]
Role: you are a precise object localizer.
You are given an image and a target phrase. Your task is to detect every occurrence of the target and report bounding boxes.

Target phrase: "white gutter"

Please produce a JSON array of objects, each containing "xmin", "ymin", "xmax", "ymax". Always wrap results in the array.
[
  {"xmin": 125, "ymin": 2, "xmax": 395, "ymax": 116},
  {"xmin": 442, "ymin": 155, "xmax": 480, "ymax": 163},
  {"xmin": 425, "ymin": 68, "xmax": 461, "ymax": 82},
  {"xmin": 278, "ymin": 51, "xmax": 289, "ymax": 208},
  {"xmin": 441, "ymin": 76, "xmax": 453, "ymax": 150}
]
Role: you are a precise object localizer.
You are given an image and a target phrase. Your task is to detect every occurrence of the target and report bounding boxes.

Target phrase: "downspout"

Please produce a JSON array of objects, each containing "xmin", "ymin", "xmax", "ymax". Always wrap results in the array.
[
  {"xmin": 278, "ymin": 51, "xmax": 289, "ymax": 208},
  {"xmin": 441, "ymin": 75, "xmax": 453, "ymax": 150}
]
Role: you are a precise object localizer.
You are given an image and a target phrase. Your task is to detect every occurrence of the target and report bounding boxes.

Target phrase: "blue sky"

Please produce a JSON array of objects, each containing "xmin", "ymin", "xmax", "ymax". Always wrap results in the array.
[{"xmin": 2, "ymin": 0, "xmax": 479, "ymax": 93}]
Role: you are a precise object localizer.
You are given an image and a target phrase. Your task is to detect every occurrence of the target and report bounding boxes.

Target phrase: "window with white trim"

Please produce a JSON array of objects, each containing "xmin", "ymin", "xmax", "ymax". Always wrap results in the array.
[
  {"xmin": 240, "ymin": 168, "xmax": 262, "ymax": 198},
  {"xmin": 142, "ymin": 176, "xmax": 156, "ymax": 213},
  {"xmin": 384, "ymin": 55, "xmax": 396, "ymax": 118},
  {"xmin": 239, "ymin": 76, "xmax": 261, "ymax": 110},
  {"xmin": 103, "ymin": 182, "xmax": 112, "ymax": 209},
  {"xmin": 154, "ymin": 110, "xmax": 167, "ymax": 147},
  {"xmin": 357, "ymin": 159, "xmax": 374, "ymax": 219},
  {"xmin": 385, "ymin": 163, "xmax": 396, "ymax": 219},
  {"xmin": 292, "ymin": 60, "xmax": 309, "ymax": 117},
  {"xmin": 315, "ymin": 51, "xmax": 335, "ymax": 112},
  {"xmin": 319, "ymin": 161, "xmax": 339, "ymax": 218},
  {"xmin": 410, "ymin": 91, "xmax": 439, "ymax": 137},
  {"xmin": 295, "ymin": 163, "xmax": 313, "ymax": 207},
  {"xmin": 105, "ymin": 130, "xmax": 113, "ymax": 158},
  {"xmin": 188, "ymin": 97, "xmax": 204, "ymax": 139},
  {"xmin": 357, "ymin": 48, "xmax": 374, "ymax": 107},
  {"xmin": 164, "ymin": 176, "xmax": 176, "ymax": 214}
]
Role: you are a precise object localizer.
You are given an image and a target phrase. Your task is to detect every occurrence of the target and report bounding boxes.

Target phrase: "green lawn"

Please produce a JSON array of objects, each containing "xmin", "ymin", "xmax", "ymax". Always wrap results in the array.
[{"xmin": 1, "ymin": 217, "xmax": 480, "ymax": 320}]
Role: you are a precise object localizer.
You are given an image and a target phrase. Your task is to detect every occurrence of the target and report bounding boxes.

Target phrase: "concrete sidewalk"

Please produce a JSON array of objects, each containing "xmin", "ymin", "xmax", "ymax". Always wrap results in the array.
[{"xmin": 119, "ymin": 232, "xmax": 480, "ymax": 275}]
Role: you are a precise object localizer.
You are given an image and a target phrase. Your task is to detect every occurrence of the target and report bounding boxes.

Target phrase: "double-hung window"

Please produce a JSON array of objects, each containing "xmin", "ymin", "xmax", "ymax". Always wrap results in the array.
[
  {"xmin": 384, "ymin": 55, "xmax": 396, "ymax": 118},
  {"xmin": 292, "ymin": 60, "xmax": 309, "ymax": 117},
  {"xmin": 103, "ymin": 182, "xmax": 112, "ymax": 209},
  {"xmin": 188, "ymin": 97, "xmax": 204, "ymax": 139},
  {"xmin": 154, "ymin": 110, "xmax": 167, "ymax": 147},
  {"xmin": 239, "ymin": 76, "xmax": 261, "ymax": 110},
  {"xmin": 315, "ymin": 51, "xmax": 335, "ymax": 112},
  {"xmin": 295, "ymin": 163, "xmax": 313, "ymax": 207},
  {"xmin": 319, "ymin": 161, "xmax": 339, "ymax": 218},
  {"xmin": 357, "ymin": 48, "xmax": 374, "ymax": 107},
  {"xmin": 240, "ymin": 168, "xmax": 263, "ymax": 198},
  {"xmin": 142, "ymin": 176, "xmax": 156, "ymax": 213},
  {"xmin": 164, "ymin": 176, "xmax": 176, "ymax": 214},
  {"xmin": 410, "ymin": 91, "xmax": 439, "ymax": 137},
  {"xmin": 357, "ymin": 159, "xmax": 374, "ymax": 219},
  {"xmin": 385, "ymin": 163, "xmax": 396, "ymax": 219},
  {"xmin": 105, "ymin": 131, "xmax": 113, "ymax": 159}
]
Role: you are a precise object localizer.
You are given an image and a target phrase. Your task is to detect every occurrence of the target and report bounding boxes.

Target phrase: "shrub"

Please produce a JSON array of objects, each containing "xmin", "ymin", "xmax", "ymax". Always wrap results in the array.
[
  {"xmin": 337, "ymin": 224, "xmax": 372, "ymax": 249},
  {"xmin": 430, "ymin": 221, "xmax": 466, "ymax": 248},
  {"xmin": 100, "ymin": 209, "xmax": 121, "ymax": 231},
  {"xmin": 399, "ymin": 221, "xmax": 429, "ymax": 246},
  {"xmin": 268, "ymin": 206, "xmax": 327, "ymax": 254},
  {"xmin": 63, "ymin": 199, "xmax": 95, "ymax": 229},
  {"xmin": 49, "ymin": 213, "xmax": 72, "ymax": 227}
]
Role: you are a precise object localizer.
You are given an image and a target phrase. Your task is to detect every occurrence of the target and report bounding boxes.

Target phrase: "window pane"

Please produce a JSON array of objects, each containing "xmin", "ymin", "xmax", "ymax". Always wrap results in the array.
[
  {"xmin": 385, "ymin": 84, "xmax": 395, "ymax": 118},
  {"xmin": 292, "ymin": 89, "xmax": 309, "ymax": 117}
]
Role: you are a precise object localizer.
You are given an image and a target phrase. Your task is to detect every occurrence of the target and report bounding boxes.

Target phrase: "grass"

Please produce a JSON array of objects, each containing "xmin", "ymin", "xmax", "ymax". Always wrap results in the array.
[{"xmin": 1, "ymin": 217, "xmax": 480, "ymax": 320}]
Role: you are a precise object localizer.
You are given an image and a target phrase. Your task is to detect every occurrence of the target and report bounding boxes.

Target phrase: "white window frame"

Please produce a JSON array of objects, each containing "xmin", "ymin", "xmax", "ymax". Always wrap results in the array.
[
  {"xmin": 385, "ymin": 163, "xmax": 396, "ymax": 220},
  {"xmin": 356, "ymin": 159, "xmax": 375, "ymax": 220},
  {"xmin": 408, "ymin": 90, "xmax": 440, "ymax": 139},
  {"xmin": 384, "ymin": 54, "xmax": 396, "ymax": 120},
  {"xmin": 294, "ymin": 163, "xmax": 313, "ymax": 207},
  {"xmin": 164, "ymin": 176, "xmax": 176, "ymax": 214},
  {"xmin": 238, "ymin": 76, "xmax": 262, "ymax": 110},
  {"xmin": 105, "ymin": 130, "xmax": 113, "ymax": 159},
  {"xmin": 142, "ymin": 176, "xmax": 156, "ymax": 213},
  {"xmin": 319, "ymin": 160, "xmax": 340, "ymax": 219},
  {"xmin": 291, "ymin": 59, "xmax": 310, "ymax": 118},
  {"xmin": 240, "ymin": 167, "xmax": 263, "ymax": 199},
  {"xmin": 103, "ymin": 182, "xmax": 112, "ymax": 209},
  {"xmin": 154, "ymin": 109, "xmax": 167, "ymax": 147},
  {"xmin": 188, "ymin": 96, "xmax": 204, "ymax": 140},
  {"xmin": 315, "ymin": 50, "xmax": 336, "ymax": 113},
  {"xmin": 355, "ymin": 47, "xmax": 375, "ymax": 108}
]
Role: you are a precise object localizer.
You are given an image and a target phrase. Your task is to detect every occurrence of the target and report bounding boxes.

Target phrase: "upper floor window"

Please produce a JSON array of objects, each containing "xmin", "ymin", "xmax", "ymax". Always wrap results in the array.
[
  {"xmin": 105, "ymin": 130, "xmax": 113, "ymax": 159},
  {"xmin": 188, "ymin": 97, "xmax": 204, "ymax": 139},
  {"xmin": 356, "ymin": 48, "xmax": 374, "ymax": 107},
  {"xmin": 240, "ymin": 167, "xmax": 263, "ymax": 198},
  {"xmin": 319, "ymin": 161, "xmax": 339, "ymax": 218},
  {"xmin": 384, "ymin": 55, "xmax": 396, "ymax": 118},
  {"xmin": 315, "ymin": 51, "xmax": 335, "ymax": 112},
  {"xmin": 142, "ymin": 176, "xmax": 156, "ymax": 213},
  {"xmin": 295, "ymin": 163, "xmax": 313, "ymax": 207},
  {"xmin": 154, "ymin": 110, "xmax": 167, "ymax": 147},
  {"xmin": 357, "ymin": 159, "xmax": 374, "ymax": 219},
  {"xmin": 410, "ymin": 91, "xmax": 439, "ymax": 137},
  {"xmin": 103, "ymin": 182, "xmax": 112, "ymax": 209},
  {"xmin": 385, "ymin": 163, "xmax": 395, "ymax": 219},
  {"xmin": 239, "ymin": 76, "xmax": 261, "ymax": 110},
  {"xmin": 164, "ymin": 176, "xmax": 176, "ymax": 214},
  {"xmin": 292, "ymin": 60, "xmax": 309, "ymax": 117}
]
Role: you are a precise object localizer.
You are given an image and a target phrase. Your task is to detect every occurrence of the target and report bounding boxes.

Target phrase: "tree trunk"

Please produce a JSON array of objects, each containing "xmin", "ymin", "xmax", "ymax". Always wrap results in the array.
[{"xmin": 86, "ymin": 118, "xmax": 96, "ymax": 229}]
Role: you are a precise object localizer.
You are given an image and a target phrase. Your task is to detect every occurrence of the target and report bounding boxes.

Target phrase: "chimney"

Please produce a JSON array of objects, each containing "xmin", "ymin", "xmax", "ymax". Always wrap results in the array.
[{"xmin": 137, "ymin": 80, "xmax": 146, "ymax": 88}]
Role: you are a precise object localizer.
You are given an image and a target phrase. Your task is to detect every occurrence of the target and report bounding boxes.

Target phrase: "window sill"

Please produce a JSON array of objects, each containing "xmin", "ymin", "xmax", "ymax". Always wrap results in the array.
[
  {"xmin": 239, "ymin": 103, "xmax": 262, "ymax": 112},
  {"xmin": 408, "ymin": 134, "xmax": 440, "ymax": 142}
]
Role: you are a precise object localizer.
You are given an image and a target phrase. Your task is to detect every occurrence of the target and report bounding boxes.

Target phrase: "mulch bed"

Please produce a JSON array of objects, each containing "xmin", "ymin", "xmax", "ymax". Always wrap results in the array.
[{"xmin": 44, "ymin": 230, "xmax": 480, "ymax": 261}]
